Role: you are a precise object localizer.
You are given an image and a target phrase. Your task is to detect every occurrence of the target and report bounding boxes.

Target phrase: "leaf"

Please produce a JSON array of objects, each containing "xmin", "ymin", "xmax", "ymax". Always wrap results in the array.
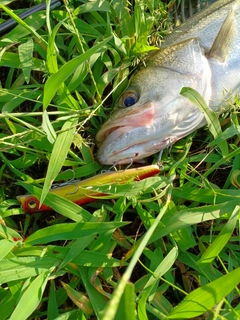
[
  {"xmin": 47, "ymin": 281, "xmax": 59, "ymax": 320},
  {"xmin": 0, "ymin": 257, "xmax": 59, "ymax": 284},
  {"xmin": 137, "ymin": 247, "xmax": 178, "ymax": 320},
  {"xmin": 198, "ymin": 205, "xmax": 239, "ymax": 264},
  {"xmin": 231, "ymin": 170, "xmax": 240, "ymax": 188},
  {"xmin": 115, "ymin": 282, "xmax": 136, "ymax": 320},
  {"xmin": 180, "ymin": 87, "xmax": 228, "ymax": 157},
  {"xmin": 24, "ymin": 221, "xmax": 128, "ymax": 245},
  {"xmin": 78, "ymin": 266, "xmax": 108, "ymax": 318},
  {"xmin": 0, "ymin": 239, "xmax": 16, "ymax": 260},
  {"xmin": 18, "ymin": 39, "xmax": 34, "ymax": 83},
  {"xmin": 41, "ymin": 110, "xmax": 57, "ymax": 144},
  {"xmin": 149, "ymin": 200, "xmax": 240, "ymax": 245},
  {"xmin": 167, "ymin": 267, "xmax": 240, "ymax": 318},
  {"xmin": 172, "ymin": 187, "xmax": 240, "ymax": 204},
  {"xmin": 9, "ymin": 270, "xmax": 51, "ymax": 320},
  {"xmin": 0, "ymin": 4, "xmax": 47, "ymax": 44},
  {"xmin": 43, "ymin": 36, "xmax": 112, "ymax": 110},
  {"xmin": 61, "ymin": 282, "xmax": 93, "ymax": 315},
  {"xmin": 208, "ymin": 124, "xmax": 240, "ymax": 147},
  {"xmin": 40, "ymin": 117, "xmax": 78, "ymax": 205}
]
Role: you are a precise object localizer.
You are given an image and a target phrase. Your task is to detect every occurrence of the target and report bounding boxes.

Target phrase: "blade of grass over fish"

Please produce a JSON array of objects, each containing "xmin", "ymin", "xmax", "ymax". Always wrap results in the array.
[
  {"xmin": 19, "ymin": 182, "xmax": 91, "ymax": 222},
  {"xmin": 40, "ymin": 117, "xmax": 78, "ymax": 206},
  {"xmin": 9, "ymin": 270, "xmax": 51, "ymax": 320},
  {"xmin": 43, "ymin": 36, "xmax": 112, "ymax": 110},
  {"xmin": 102, "ymin": 197, "xmax": 171, "ymax": 320},
  {"xmin": 167, "ymin": 267, "xmax": 240, "ymax": 319},
  {"xmin": 198, "ymin": 205, "xmax": 239, "ymax": 264},
  {"xmin": 180, "ymin": 87, "xmax": 228, "ymax": 157},
  {"xmin": 0, "ymin": 4, "xmax": 47, "ymax": 45}
]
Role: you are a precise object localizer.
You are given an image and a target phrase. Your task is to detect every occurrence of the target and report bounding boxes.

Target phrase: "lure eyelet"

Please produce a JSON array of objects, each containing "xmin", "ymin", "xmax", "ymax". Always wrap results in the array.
[{"xmin": 120, "ymin": 90, "xmax": 139, "ymax": 108}]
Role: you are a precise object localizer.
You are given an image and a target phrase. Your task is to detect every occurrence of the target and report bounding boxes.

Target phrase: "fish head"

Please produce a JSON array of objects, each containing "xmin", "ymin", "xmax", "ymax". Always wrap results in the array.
[{"xmin": 96, "ymin": 39, "xmax": 212, "ymax": 165}]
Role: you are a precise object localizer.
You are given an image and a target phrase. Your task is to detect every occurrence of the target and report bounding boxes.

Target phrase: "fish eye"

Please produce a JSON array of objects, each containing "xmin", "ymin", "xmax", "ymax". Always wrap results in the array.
[
  {"xmin": 28, "ymin": 199, "xmax": 37, "ymax": 209},
  {"xmin": 121, "ymin": 90, "xmax": 139, "ymax": 108}
]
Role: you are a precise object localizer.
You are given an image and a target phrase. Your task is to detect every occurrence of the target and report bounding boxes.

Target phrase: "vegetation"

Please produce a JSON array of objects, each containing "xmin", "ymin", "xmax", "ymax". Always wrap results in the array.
[{"xmin": 0, "ymin": 0, "xmax": 239, "ymax": 319}]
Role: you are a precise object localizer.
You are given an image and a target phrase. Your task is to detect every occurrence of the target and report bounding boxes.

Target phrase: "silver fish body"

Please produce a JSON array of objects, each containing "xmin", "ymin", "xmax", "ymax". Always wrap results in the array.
[{"xmin": 96, "ymin": 0, "xmax": 240, "ymax": 165}]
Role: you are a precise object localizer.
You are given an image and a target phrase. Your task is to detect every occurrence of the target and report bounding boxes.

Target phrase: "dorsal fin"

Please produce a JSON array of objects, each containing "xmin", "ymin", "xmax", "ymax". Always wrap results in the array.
[{"xmin": 208, "ymin": 7, "xmax": 236, "ymax": 62}]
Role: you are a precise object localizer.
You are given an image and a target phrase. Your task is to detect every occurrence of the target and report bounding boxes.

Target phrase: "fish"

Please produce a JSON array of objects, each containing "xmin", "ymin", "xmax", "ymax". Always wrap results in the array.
[
  {"xmin": 96, "ymin": 0, "xmax": 240, "ymax": 165},
  {"xmin": 17, "ymin": 165, "xmax": 160, "ymax": 213}
]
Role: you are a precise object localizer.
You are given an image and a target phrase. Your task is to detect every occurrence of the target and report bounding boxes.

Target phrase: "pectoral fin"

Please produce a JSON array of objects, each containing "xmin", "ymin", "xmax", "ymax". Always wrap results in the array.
[{"xmin": 208, "ymin": 7, "xmax": 236, "ymax": 62}]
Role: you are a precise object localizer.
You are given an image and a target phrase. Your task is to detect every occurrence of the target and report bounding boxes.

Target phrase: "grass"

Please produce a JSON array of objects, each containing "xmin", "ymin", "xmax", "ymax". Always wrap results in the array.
[{"xmin": 0, "ymin": 0, "xmax": 240, "ymax": 319}]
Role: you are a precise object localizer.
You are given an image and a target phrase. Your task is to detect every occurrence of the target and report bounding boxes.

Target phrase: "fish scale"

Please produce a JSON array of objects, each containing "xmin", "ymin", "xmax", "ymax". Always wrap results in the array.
[{"xmin": 96, "ymin": 0, "xmax": 240, "ymax": 165}]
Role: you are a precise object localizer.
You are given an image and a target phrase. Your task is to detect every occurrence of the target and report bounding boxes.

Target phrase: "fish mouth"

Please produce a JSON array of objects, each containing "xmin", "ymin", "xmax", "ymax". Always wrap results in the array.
[
  {"xmin": 96, "ymin": 102, "xmax": 157, "ymax": 164},
  {"xmin": 96, "ymin": 102, "xmax": 155, "ymax": 145}
]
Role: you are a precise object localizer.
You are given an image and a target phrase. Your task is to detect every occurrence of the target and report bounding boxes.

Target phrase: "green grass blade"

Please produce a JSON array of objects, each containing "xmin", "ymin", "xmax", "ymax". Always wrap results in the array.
[
  {"xmin": 48, "ymin": 281, "xmax": 59, "ymax": 320},
  {"xmin": 180, "ymin": 87, "xmax": 228, "ymax": 157},
  {"xmin": 24, "ymin": 221, "xmax": 128, "ymax": 245},
  {"xmin": 40, "ymin": 117, "xmax": 78, "ymax": 206},
  {"xmin": 58, "ymin": 235, "xmax": 96, "ymax": 269},
  {"xmin": 115, "ymin": 282, "xmax": 136, "ymax": 320},
  {"xmin": 18, "ymin": 39, "xmax": 34, "ymax": 83},
  {"xmin": 0, "ymin": 239, "xmax": 16, "ymax": 260},
  {"xmin": 0, "ymin": 256, "xmax": 58, "ymax": 284},
  {"xmin": 78, "ymin": 266, "xmax": 108, "ymax": 318},
  {"xmin": 137, "ymin": 247, "xmax": 178, "ymax": 319},
  {"xmin": 102, "ymin": 198, "xmax": 170, "ymax": 320},
  {"xmin": 61, "ymin": 282, "xmax": 93, "ymax": 316},
  {"xmin": 9, "ymin": 270, "xmax": 51, "ymax": 320},
  {"xmin": 149, "ymin": 200, "xmax": 239, "ymax": 245},
  {"xmin": 167, "ymin": 267, "xmax": 240, "ymax": 319},
  {"xmin": 42, "ymin": 110, "xmax": 57, "ymax": 144},
  {"xmin": 43, "ymin": 36, "xmax": 112, "ymax": 110},
  {"xmin": 0, "ymin": 4, "xmax": 47, "ymax": 45},
  {"xmin": 208, "ymin": 124, "xmax": 240, "ymax": 147},
  {"xmin": 198, "ymin": 205, "xmax": 239, "ymax": 264}
]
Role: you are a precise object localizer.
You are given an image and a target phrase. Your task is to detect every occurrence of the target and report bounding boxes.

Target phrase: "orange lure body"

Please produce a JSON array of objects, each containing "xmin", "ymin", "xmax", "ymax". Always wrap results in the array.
[{"xmin": 17, "ymin": 165, "xmax": 160, "ymax": 213}]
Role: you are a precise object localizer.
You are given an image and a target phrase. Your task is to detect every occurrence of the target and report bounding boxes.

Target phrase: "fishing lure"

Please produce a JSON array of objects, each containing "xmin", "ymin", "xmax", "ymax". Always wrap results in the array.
[{"xmin": 17, "ymin": 165, "xmax": 160, "ymax": 214}]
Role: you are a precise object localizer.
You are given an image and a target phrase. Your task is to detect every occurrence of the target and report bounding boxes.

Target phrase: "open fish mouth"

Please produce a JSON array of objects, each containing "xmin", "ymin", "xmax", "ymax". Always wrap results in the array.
[
  {"xmin": 97, "ymin": 131, "xmax": 176, "ymax": 165},
  {"xmin": 96, "ymin": 102, "xmax": 155, "ymax": 144},
  {"xmin": 96, "ymin": 102, "xmax": 156, "ymax": 164}
]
